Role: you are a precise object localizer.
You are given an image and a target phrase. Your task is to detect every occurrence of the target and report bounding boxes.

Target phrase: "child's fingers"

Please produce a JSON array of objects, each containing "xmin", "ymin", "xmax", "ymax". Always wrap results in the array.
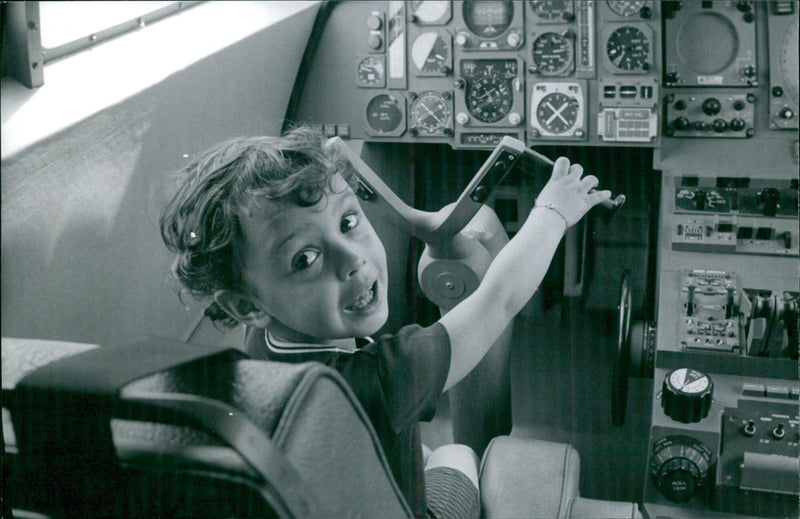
[
  {"xmin": 567, "ymin": 163, "xmax": 583, "ymax": 178},
  {"xmin": 580, "ymin": 174, "xmax": 599, "ymax": 190},
  {"xmin": 552, "ymin": 157, "xmax": 571, "ymax": 178},
  {"xmin": 589, "ymin": 189, "xmax": 613, "ymax": 204}
]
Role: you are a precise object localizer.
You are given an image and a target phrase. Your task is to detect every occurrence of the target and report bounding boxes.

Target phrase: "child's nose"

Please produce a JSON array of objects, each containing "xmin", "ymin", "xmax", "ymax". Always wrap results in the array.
[{"xmin": 336, "ymin": 244, "xmax": 366, "ymax": 280}]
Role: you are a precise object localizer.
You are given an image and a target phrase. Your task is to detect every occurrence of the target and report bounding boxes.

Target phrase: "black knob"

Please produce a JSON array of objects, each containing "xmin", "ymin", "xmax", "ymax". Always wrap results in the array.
[
  {"xmin": 702, "ymin": 98, "xmax": 721, "ymax": 116},
  {"xmin": 666, "ymin": 71, "xmax": 680, "ymax": 84},
  {"xmin": 659, "ymin": 461, "xmax": 697, "ymax": 502},
  {"xmin": 713, "ymin": 119, "xmax": 728, "ymax": 132},
  {"xmin": 562, "ymin": 11, "xmax": 575, "ymax": 21},
  {"xmin": 730, "ymin": 118, "xmax": 746, "ymax": 131},
  {"xmin": 454, "ymin": 78, "xmax": 465, "ymax": 89},
  {"xmin": 756, "ymin": 187, "xmax": 780, "ymax": 216},
  {"xmin": 780, "ymin": 107, "xmax": 795, "ymax": 119},
  {"xmin": 694, "ymin": 190, "xmax": 707, "ymax": 210},
  {"xmin": 661, "ymin": 368, "xmax": 714, "ymax": 424},
  {"xmin": 743, "ymin": 65, "xmax": 756, "ymax": 78},
  {"xmin": 663, "ymin": 1, "xmax": 682, "ymax": 18},
  {"xmin": 733, "ymin": 99, "xmax": 746, "ymax": 110},
  {"xmin": 640, "ymin": 6, "xmax": 652, "ymax": 18},
  {"xmin": 674, "ymin": 117, "xmax": 690, "ymax": 131},
  {"xmin": 743, "ymin": 11, "xmax": 754, "ymax": 22},
  {"xmin": 737, "ymin": 1, "xmax": 752, "ymax": 12},
  {"xmin": 674, "ymin": 99, "xmax": 687, "ymax": 110},
  {"xmin": 773, "ymin": 86, "xmax": 784, "ymax": 97}
]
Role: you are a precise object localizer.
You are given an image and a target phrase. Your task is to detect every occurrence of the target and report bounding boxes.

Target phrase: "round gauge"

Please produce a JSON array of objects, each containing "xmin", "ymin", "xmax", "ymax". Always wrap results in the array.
[
  {"xmin": 779, "ymin": 16, "xmax": 799, "ymax": 104},
  {"xmin": 466, "ymin": 75, "xmax": 513, "ymax": 123},
  {"xmin": 357, "ymin": 56, "xmax": 385, "ymax": 87},
  {"xmin": 366, "ymin": 94, "xmax": 403, "ymax": 133},
  {"xmin": 535, "ymin": 92, "xmax": 579, "ymax": 134},
  {"xmin": 411, "ymin": 32, "xmax": 451, "ymax": 75},
  {"xmin": 606, "ymin": 0, "xmax": 646, "ymax": 17},
  {"xmin": 410, "ymin": 1, "xmax": 450, "ymax": 24},
  {"xmin": 650, "ymin": 435, "xmax": 712, "ymax": 503},
  {"xmin": 606, "ymin": 26, "xmax": 650, "ymax": 71},
  {"xmin": 532, "ymin": 32, "xmax": 573, "ymax": 76},
  {"xmin": 463, "ymin": 0, "xmax": 514, "ymax": 38},
  {"xmin": 410, "ymin": 91, "xmax": 452, "ymax": 134},
  {"xmin": 529, "ymin": 0, "xmax": 570, "ymax": 21}
]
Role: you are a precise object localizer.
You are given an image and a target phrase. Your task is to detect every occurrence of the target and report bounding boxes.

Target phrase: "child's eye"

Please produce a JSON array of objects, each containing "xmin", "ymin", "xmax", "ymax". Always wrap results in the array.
[
  {"xmin": 340, "ymin": 213, "xmax": 359, "ymax": 233},
  {"xmin": 292, "ymin": 249, "xmax": 320, "ymax": 270}
]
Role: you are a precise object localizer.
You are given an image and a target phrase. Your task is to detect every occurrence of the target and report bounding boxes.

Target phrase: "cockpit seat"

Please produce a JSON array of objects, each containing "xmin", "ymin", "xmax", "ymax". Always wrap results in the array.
[{"xmin": 2, "ymin": 337, "xmax": 641, "ymax": 518}]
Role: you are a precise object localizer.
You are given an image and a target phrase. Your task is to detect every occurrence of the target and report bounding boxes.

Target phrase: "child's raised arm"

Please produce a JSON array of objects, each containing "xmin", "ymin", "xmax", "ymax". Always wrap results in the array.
[{"xmin": 439, "ymin": 157, "xmax": 611, "ymax": 391}]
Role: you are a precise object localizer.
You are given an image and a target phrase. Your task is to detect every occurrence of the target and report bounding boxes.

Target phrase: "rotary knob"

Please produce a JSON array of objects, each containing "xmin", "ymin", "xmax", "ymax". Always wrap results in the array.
[
  {"xmin": 701, "ymin": 98, "xmax": 721, "ymax": 116},
  {"xmin": 650, "ymin": 435, "xmax": 713, "ymax": 503},
  {"xmin": 661, "ymin": 368, "xmax": 713, "ymax": 423}
]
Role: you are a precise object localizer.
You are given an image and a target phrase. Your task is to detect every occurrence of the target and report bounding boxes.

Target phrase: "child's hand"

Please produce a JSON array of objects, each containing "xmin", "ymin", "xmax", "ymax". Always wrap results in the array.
[{"xmin": 534, "ymin": 157, "xmax": 611, "ymax": 228}]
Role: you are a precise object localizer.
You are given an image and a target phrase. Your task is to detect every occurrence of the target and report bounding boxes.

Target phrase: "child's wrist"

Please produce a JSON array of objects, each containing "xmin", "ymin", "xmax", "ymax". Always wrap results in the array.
[{"xmin": 532, "ymin": 202, "xmax": 569, "ymax": 231}]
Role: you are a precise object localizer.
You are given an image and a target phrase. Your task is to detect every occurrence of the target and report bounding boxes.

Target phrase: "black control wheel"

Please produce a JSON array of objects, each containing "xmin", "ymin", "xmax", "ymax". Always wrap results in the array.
[{"xmin": 612, "ymin": 272, "xmax": 633, "ymax": 427}]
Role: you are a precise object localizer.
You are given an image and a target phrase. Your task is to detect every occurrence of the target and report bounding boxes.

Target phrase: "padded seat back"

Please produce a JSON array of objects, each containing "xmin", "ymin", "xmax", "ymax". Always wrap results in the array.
[{"xmin": 2, "ymin": 337, "xmax": 411, "ymax": 518}]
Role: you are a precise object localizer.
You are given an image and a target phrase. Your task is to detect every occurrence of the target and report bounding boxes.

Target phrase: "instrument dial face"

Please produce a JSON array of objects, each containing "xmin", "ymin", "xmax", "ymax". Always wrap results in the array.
[
  {"xmin": 357, "ymin": 56, "xmax": 385, "ymax": 87},
  {"xmin": 411, "ymin": 32, "xmax": 451, "ymax": 75},
  {"xmin": 410, "ymin": 1, "xmax": 451, "ymax": 24},
  {"xmin": 529, "ymin": 0, "xmax": 570, "ymax": 20},
  {"xmin": 606, "ymin": 0, "xmax": 645, "ymax": 17},
  {"xmin": 535, "ymin": 92, "xmax": 579, "ymax": 134},
  {"xmin": 462, "ymin": 59, "xmax": 518, "ymax": 123},
  {"xmin": 532, "ymin": 32, "xmax": 573, "ymax": 75},
  {"xmin": 366, "ymin": 94, "xmax": 403, "ymax": 133},
  {"xmin": 466, "ymin": 75, "xmax": 513, "ymax": 122},
  {"xmin": 606, "ymin": 26, "xmax": 649, "ymax": 71},
  {"xmin": 779, "ymin": 17, "xmax": 799, "ymax": 104},
  {"xmin": 666, "ymin": 368, "xmax": 710, "ymax": 395},
  {"xmin": 463, "ymin": 0, "xmax": 514, "ymax": 38},
  {"xmin": 410, "ymin": 91, "xmax": 452, "ymax": 134}
]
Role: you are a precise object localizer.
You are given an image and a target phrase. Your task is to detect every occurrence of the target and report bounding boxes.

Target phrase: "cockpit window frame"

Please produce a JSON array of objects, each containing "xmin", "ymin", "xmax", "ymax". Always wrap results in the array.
[{"xmin": 1, "ymin": 1, "xmax": 204, "ymax": 89}]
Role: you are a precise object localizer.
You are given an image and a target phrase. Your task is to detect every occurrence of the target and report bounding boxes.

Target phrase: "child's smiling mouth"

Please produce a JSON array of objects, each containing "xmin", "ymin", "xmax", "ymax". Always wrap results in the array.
[{"xmin": 345, "ymin": 281, "xmax": 377, "ymax": 312}]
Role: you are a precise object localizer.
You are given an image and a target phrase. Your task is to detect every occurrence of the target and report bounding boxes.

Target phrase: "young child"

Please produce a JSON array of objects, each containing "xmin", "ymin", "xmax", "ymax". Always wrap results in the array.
[{"xmin": 159, "ymin": 127, "xmax": 610, "ymax": 518}]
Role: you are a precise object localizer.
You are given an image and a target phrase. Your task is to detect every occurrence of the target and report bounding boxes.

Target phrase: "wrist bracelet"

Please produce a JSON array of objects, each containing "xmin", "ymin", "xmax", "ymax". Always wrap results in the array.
[{"xmin": 533, "ymin": 202, "xmax": 569, "ymax": 229}]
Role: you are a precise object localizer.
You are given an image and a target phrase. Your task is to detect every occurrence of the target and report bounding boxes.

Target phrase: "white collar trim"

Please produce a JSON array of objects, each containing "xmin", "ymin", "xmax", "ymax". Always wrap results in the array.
[{"xmin": 265, "ymin": 330, "xmax": 373, "ymax": 355}]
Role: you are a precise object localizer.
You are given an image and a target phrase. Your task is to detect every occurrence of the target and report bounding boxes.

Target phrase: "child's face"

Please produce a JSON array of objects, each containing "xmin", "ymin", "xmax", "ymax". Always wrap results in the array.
[{"xmin": 236, "ymin": 174, "xmax": 389, "ymax": 342}]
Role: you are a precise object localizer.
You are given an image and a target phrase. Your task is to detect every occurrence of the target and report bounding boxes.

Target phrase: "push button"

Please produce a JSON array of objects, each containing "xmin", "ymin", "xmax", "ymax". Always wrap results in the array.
[
  {"xmin": 742, "ymin": 383, "xmax": 765, "ymax": 397},
  {"xmin": 765, "ymin": 385, "xmax": 790, "ymax": 399}
]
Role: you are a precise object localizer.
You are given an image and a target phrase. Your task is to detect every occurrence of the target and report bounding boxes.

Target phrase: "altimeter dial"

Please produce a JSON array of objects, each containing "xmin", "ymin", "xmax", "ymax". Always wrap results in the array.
[
  {"xmin": 531, "ymin": 32, "xmax": 574, "ymax": 76},
  {"xmin": 606, "ymin": 25, "xmax": 650, "ymax": 71}
]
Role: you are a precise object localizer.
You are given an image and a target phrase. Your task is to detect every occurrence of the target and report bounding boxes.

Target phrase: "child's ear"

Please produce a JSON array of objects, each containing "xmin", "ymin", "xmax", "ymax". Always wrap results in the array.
[{"xmin": 213, "ymin": 290, "xmax": 272, "ymax": 328}]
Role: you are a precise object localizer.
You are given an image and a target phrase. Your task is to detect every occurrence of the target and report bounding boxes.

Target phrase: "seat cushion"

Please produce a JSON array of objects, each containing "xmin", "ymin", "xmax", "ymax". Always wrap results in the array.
[{"xmin": 2, "ymin": 337, "xmax": 411, "ymax": 518}]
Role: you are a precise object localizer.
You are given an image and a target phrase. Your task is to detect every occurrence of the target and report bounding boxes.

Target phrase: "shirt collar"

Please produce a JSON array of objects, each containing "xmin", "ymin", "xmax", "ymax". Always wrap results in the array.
[{"xmin": 265, "ymin": 329, "xmax": 373, "ymax": 355}]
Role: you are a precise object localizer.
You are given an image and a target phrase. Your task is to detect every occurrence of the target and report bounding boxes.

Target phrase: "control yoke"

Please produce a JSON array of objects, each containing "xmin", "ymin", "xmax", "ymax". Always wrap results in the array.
[{"xmin": 326, "ymin": 136, "xmax": 626, "ymax": 251}]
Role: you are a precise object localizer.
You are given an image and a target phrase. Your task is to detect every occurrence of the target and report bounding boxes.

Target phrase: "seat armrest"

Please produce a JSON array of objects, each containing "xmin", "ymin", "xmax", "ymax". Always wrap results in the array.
[
  {"xmin": 480, "ymin": 436, "xmax": 580, "ymax": 519},
  {"xmin": 568, "ymin": 497, "xmax": 643, "ymax": 519}
]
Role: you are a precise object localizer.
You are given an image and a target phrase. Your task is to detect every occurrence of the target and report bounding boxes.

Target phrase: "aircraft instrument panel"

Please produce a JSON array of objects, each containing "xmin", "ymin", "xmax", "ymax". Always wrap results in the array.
[{"xmin": 299, "ymin": 0, "xmax": 799, "ymax": 149}]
